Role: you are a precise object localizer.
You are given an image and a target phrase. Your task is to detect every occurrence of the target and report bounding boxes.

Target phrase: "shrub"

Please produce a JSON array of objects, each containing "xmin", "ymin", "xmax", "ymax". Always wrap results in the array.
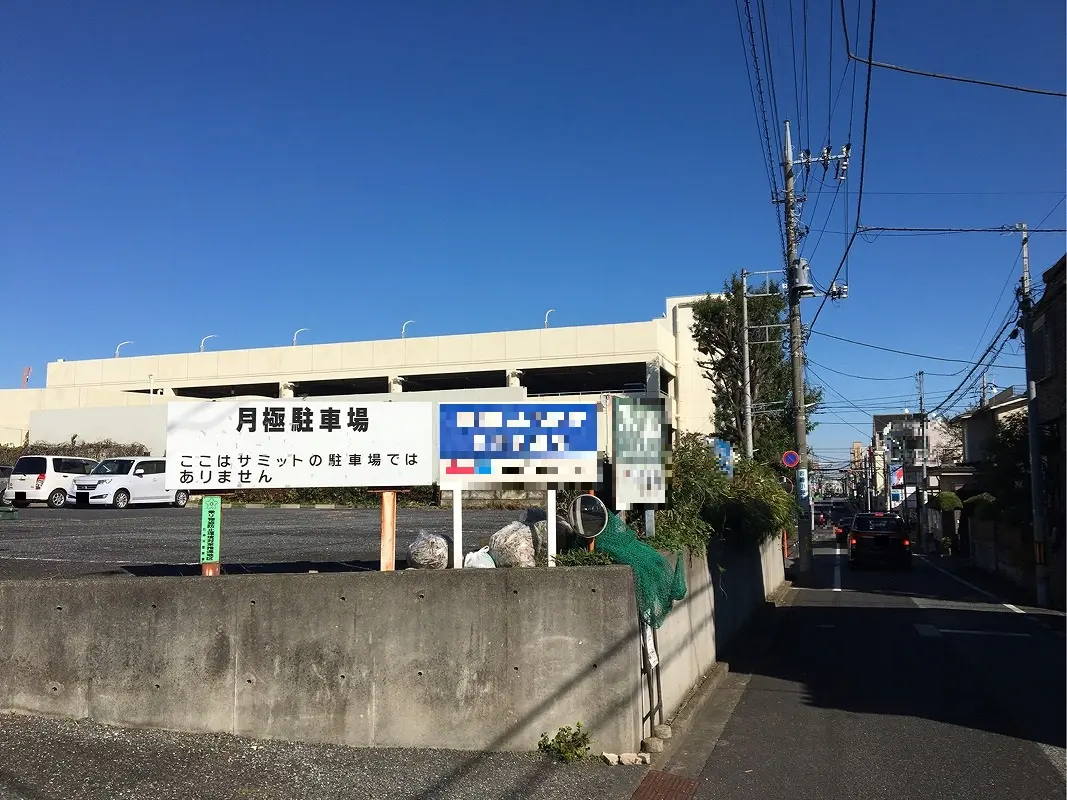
[
  {"xmin": 964, "ymin": 492, "xmax": 997, "ymax": 521},
  {"xmin": 0, "ymin": 438, "xmax": 149, "ymax": 466},
  {"xmin": 930, "ymin": 491, "xmax": 962, "ymax": 513},
  {"xmin": 650, "ymin": 432, "xmax": 727, "ymax": 554},
  {"xmin": 537, "ymin": 723, "xmax": 592, "ymax": 763}
]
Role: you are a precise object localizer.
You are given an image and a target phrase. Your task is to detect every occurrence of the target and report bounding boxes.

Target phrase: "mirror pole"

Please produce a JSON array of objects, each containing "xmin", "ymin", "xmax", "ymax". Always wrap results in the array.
[{"xmin": 547, "ymin": 489, "xmax": 557, "ymax": 566}]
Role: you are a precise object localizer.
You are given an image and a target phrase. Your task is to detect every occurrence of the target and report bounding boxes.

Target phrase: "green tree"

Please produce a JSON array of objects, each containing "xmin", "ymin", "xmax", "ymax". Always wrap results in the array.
[
  {"xmin": 979, "ymin": 413, "xmax": 1032, "ymax": 527},
  {"xmin": 690, "ymin": 275, "xmax": 822, "ymax": 463}
]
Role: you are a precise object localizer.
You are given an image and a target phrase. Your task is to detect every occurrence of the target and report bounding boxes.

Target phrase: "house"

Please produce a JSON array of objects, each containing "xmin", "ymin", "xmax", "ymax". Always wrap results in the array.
[
  {"xmin": 1029, "ymin": 254, "xmax": 1065, "ymax": 608},
  {"xmin": 952, "ymin": 389, "xmax": 1028, "ymax": 465}
]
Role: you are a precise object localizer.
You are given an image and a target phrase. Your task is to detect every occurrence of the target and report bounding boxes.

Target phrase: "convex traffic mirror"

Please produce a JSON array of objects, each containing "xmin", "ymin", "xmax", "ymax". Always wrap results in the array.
[{"xmin": 569, "ymin": 494, "xmax": 609, "ymax": 539}]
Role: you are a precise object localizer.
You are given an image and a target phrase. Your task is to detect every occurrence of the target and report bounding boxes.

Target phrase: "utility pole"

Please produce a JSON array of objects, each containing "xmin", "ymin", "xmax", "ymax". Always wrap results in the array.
[
  {"xmin": 783, "ymin": 120, "xmax": 813, "ymax": 574},
  {"xmin": 1018, "ymin": 222, "xmax": 1050, "ymax": 607},
  {"xmin": 867, "ymin": 439, "xmax": 876, "ymax": 511},
  {"xmin": 741, "ymin": 269, "xmax": 754, "ymax": 459},
  {"xmin": 918, "ymin": 371, "xmax": 929, "ymax": 553},
  {"xmin": 980, "ymin": 372, "xmax": 988, "ymax": 405}
]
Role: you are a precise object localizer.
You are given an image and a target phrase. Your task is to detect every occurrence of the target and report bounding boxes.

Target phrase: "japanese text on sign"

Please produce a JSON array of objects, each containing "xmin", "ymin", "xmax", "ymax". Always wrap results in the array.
[
  {"xmin": 200, "ymin": 495, "xmax": 221, "ymax": 564},
  {"xmin": 165, "ymin": 401, "xmax": 434, "ymax": 491}
]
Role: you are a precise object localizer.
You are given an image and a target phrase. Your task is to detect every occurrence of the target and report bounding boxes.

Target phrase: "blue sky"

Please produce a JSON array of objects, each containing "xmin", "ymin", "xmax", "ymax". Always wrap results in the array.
[{"xmin": 2, "ymin": 1, "xmax": 1064, "ymax": 461}]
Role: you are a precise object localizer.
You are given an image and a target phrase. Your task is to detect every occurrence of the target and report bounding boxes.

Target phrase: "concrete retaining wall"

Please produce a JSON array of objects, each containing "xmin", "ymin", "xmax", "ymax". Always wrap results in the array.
[
  {"xmin": 0, "ymin": 567, "xmax": 643, "ymax": 753},
  {"xmin": 649, "ymin": 533, "xmax": 785, "ymax": 724}
]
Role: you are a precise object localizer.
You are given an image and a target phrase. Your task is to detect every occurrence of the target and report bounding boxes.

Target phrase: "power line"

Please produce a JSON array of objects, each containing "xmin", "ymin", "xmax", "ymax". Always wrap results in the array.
[
  {"xmin": 807, "ymin": 329, "xmax": 1027, "ymax": 369},
  {"xmin": 839, "ymin": 22, "xmax": 1066, "ymax": 98},
  {"xmin": 858, "ymin": 189, "xmax": 1065, "ymax": 196},
  {"xmin": 806, "ymin": 356, "xmax": 965, "ymax": 380},
  {"xmin": 807, "ymin": 0, "xmax": 878, "ymax": 338},
  {"xmin": 929, "ymin": 316, "xmax": 1018, "ymax": 415},
  {"xmin": 859, "ymin": 225, "xmax": 1067, "ymax": 234},
  {"xmin": 969, "ymin": 199, "xmax": 1067, "ymax": 364}
]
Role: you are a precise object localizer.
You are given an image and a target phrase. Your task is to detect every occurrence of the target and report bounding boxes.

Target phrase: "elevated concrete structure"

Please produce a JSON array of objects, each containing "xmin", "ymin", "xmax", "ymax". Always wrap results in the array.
[{"xmin": 0, "ymin": 296, "xmax": 720, "ymax": 445}]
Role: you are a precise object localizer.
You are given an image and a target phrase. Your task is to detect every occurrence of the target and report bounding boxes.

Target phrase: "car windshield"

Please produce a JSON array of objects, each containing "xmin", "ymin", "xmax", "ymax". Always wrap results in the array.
[
  {"xmin": 854, "ymin": 516, "xmax": 905, "ymax": 533},
  {"xmin": 91, "ymin": 459, "xmax": 134, "ymax": 476},
  {"xmin": 12, "ymin": 456, "xmax": 47, "ymax": 475}
]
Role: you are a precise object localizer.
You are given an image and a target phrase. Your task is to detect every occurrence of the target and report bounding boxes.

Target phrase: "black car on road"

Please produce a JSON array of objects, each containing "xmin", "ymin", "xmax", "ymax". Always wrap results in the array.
[{"xmin": 847, "ymin": 512, "xmax": 912, "ymax": 569}]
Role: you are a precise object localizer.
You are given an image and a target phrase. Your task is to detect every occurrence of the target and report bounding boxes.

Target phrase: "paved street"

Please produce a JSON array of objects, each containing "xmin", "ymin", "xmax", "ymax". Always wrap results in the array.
[
  {"xmin": 0, "ymin": 506, "xmax": 519, "ymax": 579},
  {"xmin": 672, "ymin": 544, "xmax": 1066, "ymax": 800}
]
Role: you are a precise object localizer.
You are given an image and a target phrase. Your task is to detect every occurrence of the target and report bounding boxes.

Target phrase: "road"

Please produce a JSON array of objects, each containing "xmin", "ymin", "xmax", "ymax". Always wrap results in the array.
[
  {"xmin": 667, "ymin": 542, "xmax": 1067, "ymax": 800},
  {"xmin": 0, "ymin": 505, "xmax": 520, "ymax": 579}
]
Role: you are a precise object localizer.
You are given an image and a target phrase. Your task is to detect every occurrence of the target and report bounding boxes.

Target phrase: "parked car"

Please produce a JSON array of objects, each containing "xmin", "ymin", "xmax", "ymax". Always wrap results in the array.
[
  {"xmin": 847, "ymin": 512, "xmax": 912, "ymax": 570},
  {"xmin": 0, "ymin": 465, "xmax": 12, "ymax": 505},
  {"xmin": 3, "ymin": 455, "xmax": 97, "ymax": 508},
  {"xmin": 71, "ymin": 457, "xmax": 189, "ymax": 509}
]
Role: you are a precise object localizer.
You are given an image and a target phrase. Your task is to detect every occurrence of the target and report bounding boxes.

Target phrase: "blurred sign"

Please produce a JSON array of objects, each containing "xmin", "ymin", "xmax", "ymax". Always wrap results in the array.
[
  {"xmin": 439, "ymin": 403, "xmax": 600, "ymax": 487},
  {"xmin": 612, "ymin": 396, "xmax": 669, "ymax": 510},
  {"xmin": 708, "ymin": 437, "xmax": 735, "ymax": 479}
]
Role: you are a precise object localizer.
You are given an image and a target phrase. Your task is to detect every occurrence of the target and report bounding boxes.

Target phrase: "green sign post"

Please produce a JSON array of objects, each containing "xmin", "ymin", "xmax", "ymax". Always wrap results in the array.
[{"xmin": 200, "ymin": 496, "xmax": 222, "ymax": 575}]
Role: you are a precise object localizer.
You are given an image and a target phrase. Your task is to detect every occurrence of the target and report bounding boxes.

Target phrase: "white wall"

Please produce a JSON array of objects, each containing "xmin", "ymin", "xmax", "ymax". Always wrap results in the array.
[
  {"xmin": 666, "ymin": 296, "xmax": 716, "ymax": 435},
  {"xmin": 30, "ymin": 405, "xmax": 170, "ymax": 455}
]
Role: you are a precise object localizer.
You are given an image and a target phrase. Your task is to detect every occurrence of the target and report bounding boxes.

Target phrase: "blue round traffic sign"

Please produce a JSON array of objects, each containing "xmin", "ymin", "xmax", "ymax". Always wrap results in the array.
[{"xmin": 782, "ymin": 450, "xmax": 800, "ymax": 469}]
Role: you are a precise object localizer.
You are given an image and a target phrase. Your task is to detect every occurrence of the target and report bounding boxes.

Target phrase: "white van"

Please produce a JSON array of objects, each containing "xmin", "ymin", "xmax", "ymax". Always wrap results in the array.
[
  {"xmin": 4, "ymin": 455, "xmax": 98, "ymax": 508},
  {"xmin": 72, "ymin": 457, "xmax": 190, "ymax": 509}
]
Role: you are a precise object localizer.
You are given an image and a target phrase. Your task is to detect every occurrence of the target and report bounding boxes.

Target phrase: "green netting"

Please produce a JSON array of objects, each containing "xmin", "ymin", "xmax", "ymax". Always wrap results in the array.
[{"xmin": 596, "ymin": 513, "xmax": 687, "ymax": 629}]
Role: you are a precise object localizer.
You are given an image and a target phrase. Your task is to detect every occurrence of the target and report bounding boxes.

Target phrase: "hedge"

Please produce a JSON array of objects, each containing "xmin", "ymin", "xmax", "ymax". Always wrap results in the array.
[{"xmin": 0, "ymin": 438, "xmax": 150, "ymax": 466}]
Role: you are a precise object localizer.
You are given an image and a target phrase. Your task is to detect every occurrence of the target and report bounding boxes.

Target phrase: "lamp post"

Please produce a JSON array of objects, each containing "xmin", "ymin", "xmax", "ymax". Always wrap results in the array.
[
  {"xmin": 401, "ymin": 320, "xmax": 415, "ymax": 339},
  {"xmin": 544, "ymin": 309, "xmax": 555, "ymax": 328},
  {"xmin": 200, "ymin": 334, "xmax": 218, "ymax": 352},
  {"xmin": 292, "ymin": 328, "xmax": 309, "ymax": 346},
  {"xmin": 115, "ymin": 341, "xmax": 133, "ymax": 358}
]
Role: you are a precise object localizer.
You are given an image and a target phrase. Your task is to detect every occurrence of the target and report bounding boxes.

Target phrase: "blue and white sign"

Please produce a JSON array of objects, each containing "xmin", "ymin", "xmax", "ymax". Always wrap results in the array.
[{"xmin": 439, "ymin": 403, "xmax": 600, "ymax": 486}]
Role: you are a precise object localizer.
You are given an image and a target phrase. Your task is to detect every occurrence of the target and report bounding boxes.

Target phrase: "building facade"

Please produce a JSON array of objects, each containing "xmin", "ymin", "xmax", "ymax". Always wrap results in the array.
[{"xmin": 0, "ymin": 296, "xmax": 720, "ymax": 453}]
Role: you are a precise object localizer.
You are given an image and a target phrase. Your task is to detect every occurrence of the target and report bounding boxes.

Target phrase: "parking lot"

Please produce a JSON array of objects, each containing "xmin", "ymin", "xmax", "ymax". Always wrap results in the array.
[{"xmin": 0, "ymin": 505, "xmax": 520, "ymax": 580}]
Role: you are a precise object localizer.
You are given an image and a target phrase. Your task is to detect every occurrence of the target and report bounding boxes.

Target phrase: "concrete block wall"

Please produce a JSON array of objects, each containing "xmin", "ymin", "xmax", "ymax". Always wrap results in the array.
[
  {"xmin": 646, "ymin": 534, "xmax": 785, "ymax": 726},
  {"xmin": 0, "ymin": 567, "xmax": 643, "ymax": 753}
]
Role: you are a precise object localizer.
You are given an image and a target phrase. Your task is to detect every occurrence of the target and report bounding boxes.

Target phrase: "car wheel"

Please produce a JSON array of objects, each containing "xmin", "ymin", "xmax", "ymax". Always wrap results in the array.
[
  {"xmin": 173, "ymin": 490, "xmax": 189, "ymax": 509},
  {"xmin": 112, "ymin": 489, "xmax": 131, "ymax": 509},
  {"xmin": 47, "ymin": 489, "xmax": 67, "ymax": 509}
]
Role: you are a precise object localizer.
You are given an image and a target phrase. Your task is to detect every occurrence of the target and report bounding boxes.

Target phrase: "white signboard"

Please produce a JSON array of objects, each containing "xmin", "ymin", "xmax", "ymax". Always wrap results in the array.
[
  {"xmin": 612, "ymin": 396, "xmax": 668, "ymax": 510},
  {"xmin": 164, "ymin": 401, "xmax": 434, "ymax": 491}
]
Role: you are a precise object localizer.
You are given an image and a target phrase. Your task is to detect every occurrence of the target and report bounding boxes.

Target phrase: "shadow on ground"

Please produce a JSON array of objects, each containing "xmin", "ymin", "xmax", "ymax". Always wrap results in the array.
[{"xmin": 733, "ymin": 553, "xmax": 1066, "ymax": 753}]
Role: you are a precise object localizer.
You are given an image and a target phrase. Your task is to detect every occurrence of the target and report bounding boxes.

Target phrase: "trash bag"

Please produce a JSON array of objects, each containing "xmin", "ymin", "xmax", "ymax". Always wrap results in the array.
[
  {"xmin": 530, "ymin": 516, "xmax": 576, "ymax": 556},
  {"xmin": 488, "ymin": 521, "xmax": 536, "ymax": 567},
  {"xmin": 463, "ymin": 546, "xmax": 496, "ymax": 569},
  {"xmin": 407, "ymin": 530, "xmax": 452, "ymax": 570}
]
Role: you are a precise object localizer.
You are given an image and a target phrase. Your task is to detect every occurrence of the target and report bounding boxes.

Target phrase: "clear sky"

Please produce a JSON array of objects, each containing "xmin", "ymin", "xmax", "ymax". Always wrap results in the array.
[{"xmin": 2, "ymin": 1, "xmax": 1064, "ymax": 462}]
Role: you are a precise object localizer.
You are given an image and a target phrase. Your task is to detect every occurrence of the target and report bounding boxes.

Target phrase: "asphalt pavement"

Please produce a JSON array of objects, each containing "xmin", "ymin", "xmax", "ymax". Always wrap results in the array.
[
  {"xmin": 664, "ymin": 541, "xmax": 1066, "ymax": 800},
  {"xmin": 0, "ymin": 506, "xmax": 520, "ymax": 579},
  {"xmin": 0, "ymin": 713, "xmax": 645, "ymax": 800}
]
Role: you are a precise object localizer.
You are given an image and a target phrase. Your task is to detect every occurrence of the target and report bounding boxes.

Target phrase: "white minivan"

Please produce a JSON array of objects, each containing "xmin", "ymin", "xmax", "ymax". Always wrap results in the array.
[
  {"xmin": 4, "ymin": 455, "xmax": 97, "ymax": 508},
  {"xmin": 71, "ymin": 457, "xmax": 190, "ymax": 509}
]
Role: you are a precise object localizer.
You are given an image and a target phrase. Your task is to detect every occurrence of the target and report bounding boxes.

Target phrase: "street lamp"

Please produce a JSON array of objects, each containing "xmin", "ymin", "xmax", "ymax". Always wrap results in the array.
[
  {"xmin": 544, "ymin": 309, "xmax": 555, "ymax": 329},
  {"xmin": 292, "ymin": 328, "xmax": 309, "ymax": 346},
  {"xmin": 115, "ymin": 341, "xmax": 133, "ymax": 358},
  {"xmin": 401, "ymin": 320, "xmax": 415, "ymax": 339},
  {"xmin": 200, "ymin": 334, "xmax": 218, "ymax": 352}
]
